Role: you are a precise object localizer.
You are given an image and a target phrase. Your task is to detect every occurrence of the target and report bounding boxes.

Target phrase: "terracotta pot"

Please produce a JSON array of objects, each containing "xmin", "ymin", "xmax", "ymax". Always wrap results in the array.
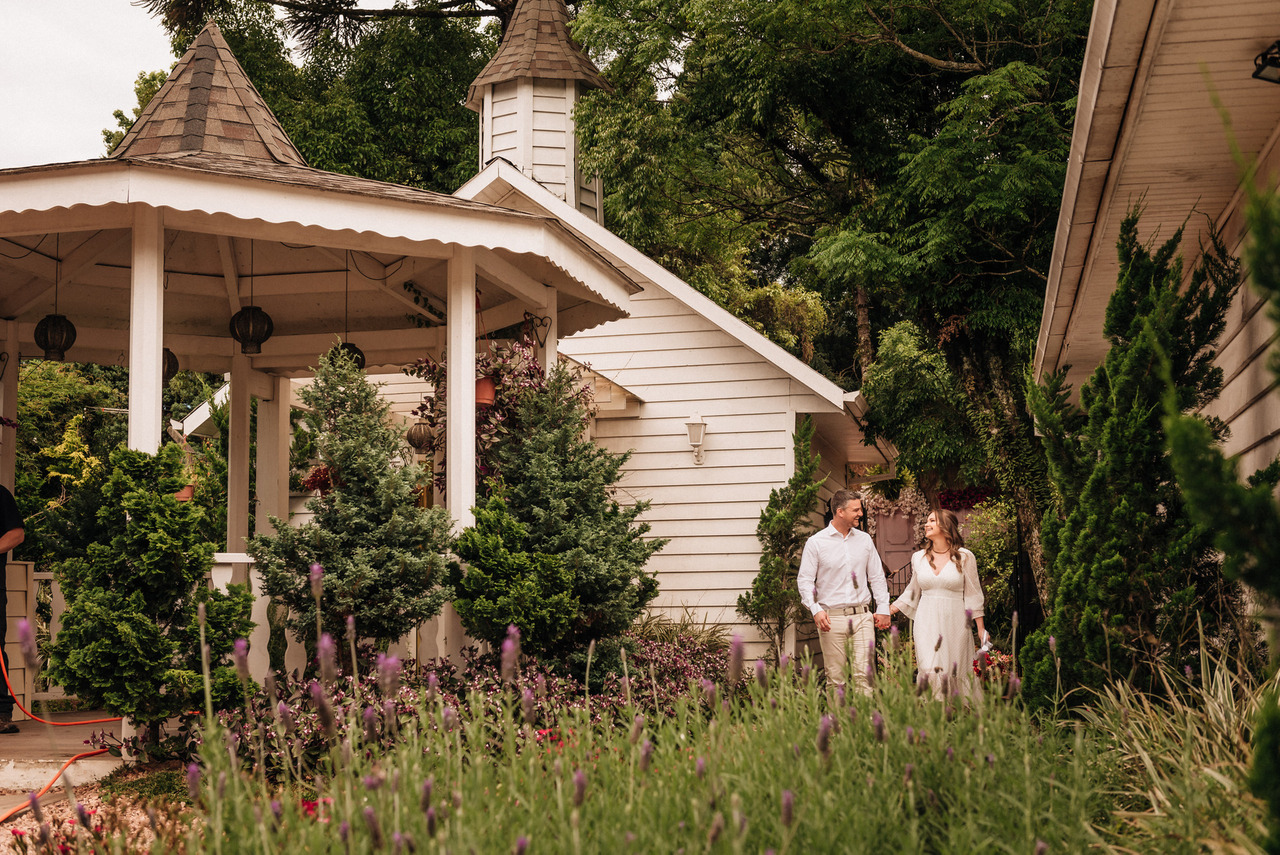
[
  {"xmin": 476, "ymin": 376, "xmax": 497, "ymax": 407},
  {"xmin": 174, "ymin": 484, "xmax": 196, "ymax": 502}
]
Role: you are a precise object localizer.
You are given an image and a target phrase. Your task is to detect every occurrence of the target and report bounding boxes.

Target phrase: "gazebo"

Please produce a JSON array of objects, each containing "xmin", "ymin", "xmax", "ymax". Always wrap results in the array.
[{"xmin": 0, "ymin": 21, "xmax": 638, "ymax": 667}]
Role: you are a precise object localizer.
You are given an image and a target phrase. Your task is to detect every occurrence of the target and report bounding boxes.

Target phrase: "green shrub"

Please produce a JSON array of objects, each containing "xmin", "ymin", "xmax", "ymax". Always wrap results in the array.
[{"xmin": 962, "ymin": 498, "xmax": 1017, "ymax": 645}]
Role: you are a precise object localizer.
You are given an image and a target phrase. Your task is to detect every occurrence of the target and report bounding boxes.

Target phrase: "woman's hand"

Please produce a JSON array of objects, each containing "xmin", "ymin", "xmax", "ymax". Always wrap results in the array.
[{"xmin": 889, "ymin": 604, "xmax": 900, "ymax": 617}]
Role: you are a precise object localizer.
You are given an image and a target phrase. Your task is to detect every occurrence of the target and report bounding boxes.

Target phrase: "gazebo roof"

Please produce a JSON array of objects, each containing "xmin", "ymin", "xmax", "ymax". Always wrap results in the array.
[
  {"xmin": 109, "ymin": 21, "xmax": 305, "ymax": 166},
  {"xmin": 0, "ymin": 20, "xmax": 637, "ymax": 377},
  {"xmin": 466, "ymin": 0, "xmax": 611, "ymax": 111}
]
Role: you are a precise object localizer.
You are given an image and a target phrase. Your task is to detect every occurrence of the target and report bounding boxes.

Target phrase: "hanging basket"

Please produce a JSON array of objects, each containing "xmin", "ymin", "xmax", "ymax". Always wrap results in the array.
[
  {"xmin": 173, "ymin": 483, "xmax": 196, "ymax": 502},
  {"xmin": 476, "ymin": 376, "xmax": 497, "ymax": 407}
]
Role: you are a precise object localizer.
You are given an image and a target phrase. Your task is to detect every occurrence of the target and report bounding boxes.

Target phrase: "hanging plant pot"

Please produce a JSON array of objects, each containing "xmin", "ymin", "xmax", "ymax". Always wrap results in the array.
[
  {"xmin": 476, "ymin": 375, "xmax": 497, "ymax": 407},
  {"xmin": 174, "ymin": 483, "xmax": 196, "ymax": 502}
]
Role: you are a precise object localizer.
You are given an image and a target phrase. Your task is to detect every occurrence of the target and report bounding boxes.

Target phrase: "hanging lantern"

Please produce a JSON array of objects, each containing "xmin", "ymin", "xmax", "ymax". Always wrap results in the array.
[
  {"xmin": 406, "ymin": 420, "xmax": 432, "ymax": 451},
  {"xmin": 162, "ymin": 347, "xmax": 180, "ymax": 385},
  {"xmin": 333, "ymin": 341, "xmax": 365, "ymax": 370},
  {"xmin": 34, "ymin": 313, "xmax": 77, "ymax": 361},
  {"xmin": 229, "ymin": 305, "xmax": 273, "ymax": 354}
]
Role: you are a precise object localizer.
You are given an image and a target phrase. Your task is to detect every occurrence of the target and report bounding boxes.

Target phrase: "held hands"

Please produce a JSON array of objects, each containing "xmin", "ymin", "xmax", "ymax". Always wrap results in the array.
[{"xmin": 873, "ymin": 613, "xmax": 891, "ymax": 630}]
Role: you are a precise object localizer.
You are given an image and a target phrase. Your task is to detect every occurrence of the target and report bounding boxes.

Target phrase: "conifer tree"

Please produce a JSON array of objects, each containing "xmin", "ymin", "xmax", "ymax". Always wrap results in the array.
[
  {"xmin": 46, "ymin": 444, "xmax": 253, "ymax": 743},
  {"xmin": 452, "ymin": 364, "xmax": 664, "ymax": 658},
  {"xmin": 736, "ymin": 416, "xmax": 824, "ymax": 657},
  {"xmin": 1023, "ymin": 209, "xmax": 1242, "ymax": 701},
  {"xmin": 250, "ymin": 348, "xmax": 453, "ymax": 651}
]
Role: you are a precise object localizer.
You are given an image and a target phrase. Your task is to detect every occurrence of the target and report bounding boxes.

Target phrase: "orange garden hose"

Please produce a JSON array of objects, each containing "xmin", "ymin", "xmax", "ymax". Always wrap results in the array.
[
  {"xmin": 0, "ymin": 748, "xmax": 111, "ymax": 824},
  {"xmin": 0, "ymin": 652, "xmax": 121, "ymax": 727}
]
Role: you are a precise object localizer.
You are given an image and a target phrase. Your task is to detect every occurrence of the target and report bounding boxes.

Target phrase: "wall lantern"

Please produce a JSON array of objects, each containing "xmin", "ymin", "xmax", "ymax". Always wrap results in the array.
[
  {"xmin": 406, "ymin": 419, "xmax": 432, "ymax": 452},
  {"xmin": 34, "ymin": 314, "xmax": 77, "ymax": 361},
  {"xmin": 1254, "ymin": 40, "xmax": 1280, "ymax": 83},
  {"xmin": 685, "ymin": 413, "xmax": 707, "ymax": 465},
  {"xmin": 162, "ymin": 347, "xmax": 179, "ymax": 385}
]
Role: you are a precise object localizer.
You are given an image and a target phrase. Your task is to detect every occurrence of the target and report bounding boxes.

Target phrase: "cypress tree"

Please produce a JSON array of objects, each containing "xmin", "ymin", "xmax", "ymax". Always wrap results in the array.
[
  {"xmin": 736, "ymin": 416, "xmax": 824, "ymax": 657},
  {"xmin": 1024, "ymin": 208, "xmax": 1242, "ymax": 701}
]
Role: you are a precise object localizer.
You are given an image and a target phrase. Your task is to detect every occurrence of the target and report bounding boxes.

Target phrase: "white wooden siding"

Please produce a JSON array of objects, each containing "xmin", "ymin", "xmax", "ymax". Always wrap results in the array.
[
  {"xmin": 488, "ymin": 82, "xmax": 521, "ymax": 163},
  {"xmin": 565, "ymin": 284, "xmax": 837, "ymax": 660}
]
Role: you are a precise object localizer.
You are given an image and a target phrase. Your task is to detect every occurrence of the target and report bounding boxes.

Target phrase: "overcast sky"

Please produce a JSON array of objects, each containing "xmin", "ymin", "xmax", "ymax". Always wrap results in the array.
[{"xmin": 0, "ymin": 1, "xmax": 177, "ymax": 169}]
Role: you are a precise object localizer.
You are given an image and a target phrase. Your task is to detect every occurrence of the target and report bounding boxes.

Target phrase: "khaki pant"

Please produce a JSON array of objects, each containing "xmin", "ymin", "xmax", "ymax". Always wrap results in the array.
[{"xmin": 817, "ymin": 610, "xmax": 875, "ymax": 695}]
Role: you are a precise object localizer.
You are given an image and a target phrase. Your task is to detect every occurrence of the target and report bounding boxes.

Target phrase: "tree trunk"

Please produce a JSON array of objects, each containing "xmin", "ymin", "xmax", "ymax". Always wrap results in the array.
[{"xmin": 855, "ymin": 283, "xmax": 876, "ymax": 379}]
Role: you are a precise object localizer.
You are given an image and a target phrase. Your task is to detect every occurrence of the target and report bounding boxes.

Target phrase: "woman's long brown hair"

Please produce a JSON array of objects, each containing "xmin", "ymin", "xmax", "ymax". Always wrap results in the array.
[{"xmin": 926, "ymin": 508, "xmax": 965, "ymax": 570}]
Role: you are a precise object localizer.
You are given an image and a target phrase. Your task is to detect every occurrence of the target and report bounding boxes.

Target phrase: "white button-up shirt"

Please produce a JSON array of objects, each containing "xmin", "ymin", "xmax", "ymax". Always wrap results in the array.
[{"xmin": 797, "ymin": 524, "xmax": 891, "ymax": 616}]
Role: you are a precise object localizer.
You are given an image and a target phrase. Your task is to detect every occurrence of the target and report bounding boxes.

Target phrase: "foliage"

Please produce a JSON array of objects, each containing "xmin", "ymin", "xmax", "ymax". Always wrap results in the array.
[
  {"xmin": 196, "ymin": 636, "xmax": 1105, "ymax": 854},
  {"xmin": 1023, "ymin": 208, "xmax": 1245, "ymax": 704},
  {"xmin": 962, "ymin": 499, "xmax": 1017, "ymax": 647},
  {"xmin": 736, "ymin": 416, "xmax": 824, "ymax": 655},
  {"xmin": 44, "ymin": 445, "xmax": 253, "ymax": 738},
  {"xmin": 1161, "ymin": 166, "xmax": 1280, "ymax": 854},
  {"xmin": 449, "ymin": 363, "xmax": 664, "ymax": 660},
  {"xmin": 450, "ymin": 494, "xmax": 579, "ymax": 658},
  {"xmin": 403, "ymin": 336, "xmax": 552, "ymax": 499},
  {"xmin": 249, "ymin": 347, "xmax": 453, "ymax": 651},
  {"xmin": 103, "ymin": 70, "xmax": 170, "ymax": 152},
  {"xmin": 859, "ymin": 322, "xmax": 987, "ymax": 502}
]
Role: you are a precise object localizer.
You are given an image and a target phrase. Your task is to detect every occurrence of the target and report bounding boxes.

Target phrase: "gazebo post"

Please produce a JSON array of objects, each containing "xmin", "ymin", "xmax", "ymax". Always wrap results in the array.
[
  {"xmin": 439, "ymin": 246, "xmax": 477, "ymax": 657},
  {"xmin": 538, "ymin": 286, "xmax": 558, "ymax": 375},
  {"xmin": 127, "ymin": 207, "xmax": 165, "ymax": 454},
  {"xmin": 0, "ymin": 321, "xmax": 17, "ymax": 492},
  {"xmin": 227, "ymin": 354, "xmax": 253, "ymax": 558},
  {"xmin": 251, "ymin": 375, "xmax": 291, "ymax": 678}
]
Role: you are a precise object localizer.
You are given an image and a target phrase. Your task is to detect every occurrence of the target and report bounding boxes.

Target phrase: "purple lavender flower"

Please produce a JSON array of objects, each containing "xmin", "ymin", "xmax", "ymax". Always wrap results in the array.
[
  {"xmin": 363, "ymin": 706, "xmax": 379, "ymax": 743},
  {"xmin": 427, "ymin": 672, "xmax": 439, "ymax": 701},
  {"xmin": 986, "ymin": 753, "xmax": 996, "ymax": 768},
  {"xmin": 364, "ymin": 807, "xmax": 383, "ymax": 850},
  {"xmin": 442, "ymin": 706, "xmax": 458, "ymax": 733},
  {"xmin": 270, "ymin": 800, "xmax": 283, "ymax": 822},
  {"xmin": 727, "ymin": 634, "xmax": 744, "ymax": 686},
  {"xmin": 346, "ymin": 615, "xmax": 356, "ymax": 643},
  {"xmin": 946, "ymin": 746, "xmax": 954, "ymax": 761},
  {"xmin": 872, "ymin": 710, "xmax": 886, "ymax": 743},
  {"xmin": 696, "ymin": 757, "xmax": 706, "ymax": 779},
  {"xmin": 573, "ymin": 769, "xmax": 587, "ymax": 807},
  {"xmin": 916, "ymin": 672, "xmax": 930, "ymax": 697},
  {"xmin": 816, "ymin": 714, "xmax": 833, "ymax": 759},
  {"xmin": 903, "ymin": 763, "xmax": 914, "ymax": 785},
  {"xmin": 28, "ymin": 792, "xmax": 43, "ymax": 823},
  {"xmin": 309, "ymin": 681, "xmax": 336, "ymax": 740},
  {"xmin": 231, "ymin": 638, "xmax": 250, "ymax": 682},
  {"xmin": 501, "ymin": 625, "xmax": 521, "ymax": 684},
  {"xmin": 701, "ymin": 679, "xmax": 717, "ymax": 708},
  {"xmin": 318, "ymin": 634, "xmax": 338, "ymax": 685},
  {"xmin": 309, "ymin": 563, "xmax": 324, "ymax": 599},
  {"xmin": 780, "ymin": 790, "xmax": 794, "ymax": 827},
  {"xmin": 339, "ymin": 821, "xmax": 350, "ymax": 843},
  {"xmin": 377, "ymin": 653, "xmax": 402, "ymax": 697},
  {"xmin": 421, "ymin": 776, "xmax": 434, "ymax": 813},
  {"xmin": 630, "ymin": 714, "xmax": 645, "ymax": 745},
  {"xmin": 426, "ymin": 807, "xmax": 437, "ymax": 838},
  {"xmin": 889, "ymin": 624, "xmax": 900, "ymax": 652},
  {"xmin": 1035, "ymin": 841, "xmax": 1048, "ymax": 855},
  {"xmin": 801, "ymin": 664, "xmax": 812, "ymax": 683},
  {"xmin": 835, "ymin": 686, "xmax": 846, "ymax": 708},
  {"xmin": 848, "ymin": 707, "xmax": 858, "ymax": 726},
  {"xmin": 707, "ymin": 812, "xmax": 725, "ymax": 847},
  {"xmin": 522, "ymin": 687, "xmax": 536, "ymax": 726},
  {"xmin": 905, "ymin": 726, "xmax": 915, "ymax": 745},
  {"xmin": 186, "ymin": 763, "xmax": 201, "ymax": 801},
  {"xmin": 515, "ymin": 836, "xmax": 529, "ymax": 855},
  {"xmin": 536, "ymin": 673, "xmax": 547, "ymax": 699},
  {"xmin": 754, "ymin": 659, "xmax": 768, "ymax": 690},
  {"xmin": 17, "ymin": 620, "xmax": 37, "ymax": 671},
  {"xmin": 640, "ymin": 740, "xmax": 654, "ymax": 773},
  {"xmin": 1048, "ymin": 636, "xmax": 1056, "ymax": 656},
  {"xmin": 364, "ymin": 773, "xmax": 384, "ymax": 791}
]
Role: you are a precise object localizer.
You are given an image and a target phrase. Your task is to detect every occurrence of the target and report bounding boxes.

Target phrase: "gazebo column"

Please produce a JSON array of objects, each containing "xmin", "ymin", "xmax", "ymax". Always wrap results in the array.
[
  {"xmin": 0, "ymin": 321, "xmax": 17, "ymax": 492},
  {"xmin": 251, "ymin": 375, "xmax": 291, "ymax": 678},
  {"xmin": 438, "ymin": 246, "xmax": 477, "ymax": 658},
  {"xmin": 128, "ymin": 207, "xmax": 165, "ymax": 453},
  {"xmin": 227, "ymin": 355, "xmax": 252, "ymax": 559},
  {"xmin": 538, "ymin": 286, "xmax": 558, "ymax": 375}
]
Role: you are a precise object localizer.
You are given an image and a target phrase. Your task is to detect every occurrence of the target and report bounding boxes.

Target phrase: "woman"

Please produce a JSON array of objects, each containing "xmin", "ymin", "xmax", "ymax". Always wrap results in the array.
[{"xmin": 889, "ymin": 509, "xmax": 987, "ymax": 698}]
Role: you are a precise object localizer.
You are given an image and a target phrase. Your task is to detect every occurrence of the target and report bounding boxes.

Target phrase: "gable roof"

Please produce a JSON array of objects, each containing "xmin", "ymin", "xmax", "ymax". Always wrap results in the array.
[
  {"xmin": 109, "ymin": 21, "xmax": 306, "ymax": 165},
  {"xmin": 466, "ymin": 0, "xmax": 610, "ymax": 111}
]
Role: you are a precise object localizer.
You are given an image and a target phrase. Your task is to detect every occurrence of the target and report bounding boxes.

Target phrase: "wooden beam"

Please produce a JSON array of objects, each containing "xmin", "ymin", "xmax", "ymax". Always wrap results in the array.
[{"xmin": 217, "ymin": 235, "xmax": 242, "ymax": 315}]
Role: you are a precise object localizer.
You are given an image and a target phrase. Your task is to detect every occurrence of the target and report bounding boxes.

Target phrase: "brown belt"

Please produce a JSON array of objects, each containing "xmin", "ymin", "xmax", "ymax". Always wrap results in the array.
[{"xmin": 825, "ymin": 604, "xmax": 869, "ymax": 616}]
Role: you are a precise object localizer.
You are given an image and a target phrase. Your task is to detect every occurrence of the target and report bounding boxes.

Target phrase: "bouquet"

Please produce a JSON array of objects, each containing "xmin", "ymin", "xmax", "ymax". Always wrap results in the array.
[{"xmin": 973, "ymin": 648, "xmax": 1013, "ymax": 681}]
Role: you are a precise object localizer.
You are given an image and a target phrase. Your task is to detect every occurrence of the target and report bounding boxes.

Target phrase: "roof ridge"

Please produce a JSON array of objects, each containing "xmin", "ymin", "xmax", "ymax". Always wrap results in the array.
[
  {"xmin": 466, "ymin": 0, "xmax": 610, "ymax": 111},
  {"xmin": 110, "ymin": 21, "xmax": 307, "ymax": 166}
]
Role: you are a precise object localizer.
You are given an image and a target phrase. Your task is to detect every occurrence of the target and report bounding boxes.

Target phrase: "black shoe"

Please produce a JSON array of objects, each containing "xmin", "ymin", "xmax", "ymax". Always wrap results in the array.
[{"xmin": 0, "ymin": 722, "xmax": 18, "ymax": 734}]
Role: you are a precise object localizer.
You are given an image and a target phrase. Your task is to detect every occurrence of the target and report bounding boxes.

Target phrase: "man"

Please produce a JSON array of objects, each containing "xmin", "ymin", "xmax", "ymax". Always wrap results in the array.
[
  {"xmin": 0, "ymin": 485, "xmax": 23, "ymax": 733},
  {"xmin": 797, "ymin": 489, "xmax": 890, "ymax": 694}
]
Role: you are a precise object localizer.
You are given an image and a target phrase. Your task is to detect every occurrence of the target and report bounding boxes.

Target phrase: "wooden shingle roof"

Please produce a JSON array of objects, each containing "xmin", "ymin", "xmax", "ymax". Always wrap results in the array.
[
  {"xmin": 466, "ymin": 0, "xmax": 610, "ymax": 111},
  {"xmin": 109, "ymin": 21, "xmax": 306, "ymax": 166}
]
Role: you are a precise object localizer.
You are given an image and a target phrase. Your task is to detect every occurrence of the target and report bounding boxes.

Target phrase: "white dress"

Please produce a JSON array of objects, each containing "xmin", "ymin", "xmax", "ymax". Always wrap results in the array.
[{"xmin": 892, "ymin": 549, "xmax": 985, "ymax": 699}]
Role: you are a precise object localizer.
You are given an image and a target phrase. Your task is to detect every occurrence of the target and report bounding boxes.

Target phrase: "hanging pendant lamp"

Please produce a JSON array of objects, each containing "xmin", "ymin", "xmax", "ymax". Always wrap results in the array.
[
  {"xmin": 335, "ymin": 250, "xmax": 365, "ymax": 369},
  {"xmin": 162, "ymin": 347, "xmax": 180, "ymax": 385},
  {"xmin": 230, "ymin": 239, "xmax": 274, "ymax": 354},
  {"xmin": 35, "ymin": 234, "xmax": 77, "ymax": 361}
]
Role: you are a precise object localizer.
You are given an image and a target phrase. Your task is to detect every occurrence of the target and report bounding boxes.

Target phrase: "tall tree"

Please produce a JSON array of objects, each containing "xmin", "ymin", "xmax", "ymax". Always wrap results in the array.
[{"xmin": 1022, "ymin": 209, "xmax": 1244, "ymax": 702}]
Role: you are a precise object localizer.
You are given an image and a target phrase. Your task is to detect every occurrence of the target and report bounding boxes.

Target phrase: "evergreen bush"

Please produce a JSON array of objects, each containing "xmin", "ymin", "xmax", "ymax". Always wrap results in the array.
[
  {"xmin": 736, "ymin": 416, "xmax": 824, "ymax": 657},
  {"xmin": 451, "ymin": 364, "xmax": 664, "ymax": 660},
  {"xmin": 45, "ymin": 444, "xmax": 253, "ymax": 742},
  {"xmin": 249, "ymin": 347, "xmax": 453, "ymax": 653},
  {"xmin": 1024, "ymin": 208, "xmax": 1243, "ymax": 702}
]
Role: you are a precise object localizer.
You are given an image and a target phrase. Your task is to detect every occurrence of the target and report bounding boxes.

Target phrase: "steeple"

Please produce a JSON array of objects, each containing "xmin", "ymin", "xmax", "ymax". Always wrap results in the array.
[
  {"xmin": 110, "ymin": 21, "xmax": 306, "ymax": 166},
  {"xmin": 467, "ymin": 0, "xmax": 610, "ymax": 224}
]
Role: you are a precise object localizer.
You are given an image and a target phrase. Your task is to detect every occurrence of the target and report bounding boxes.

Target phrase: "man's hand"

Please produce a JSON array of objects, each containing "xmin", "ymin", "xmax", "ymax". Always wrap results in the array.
[
  {"xmin": 815, "ymin": 610, "xmax": 831, "ymax": 632},
  {"xmin": 873, "ymin": 613, "xmax": 891, "ymax": 630}
]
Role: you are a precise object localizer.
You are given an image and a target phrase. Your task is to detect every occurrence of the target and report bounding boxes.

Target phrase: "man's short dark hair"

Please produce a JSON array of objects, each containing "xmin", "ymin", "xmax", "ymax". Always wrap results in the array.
[{"xmin": 831, "ymin": 489, "xmax": 863, "ymax": 512}]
